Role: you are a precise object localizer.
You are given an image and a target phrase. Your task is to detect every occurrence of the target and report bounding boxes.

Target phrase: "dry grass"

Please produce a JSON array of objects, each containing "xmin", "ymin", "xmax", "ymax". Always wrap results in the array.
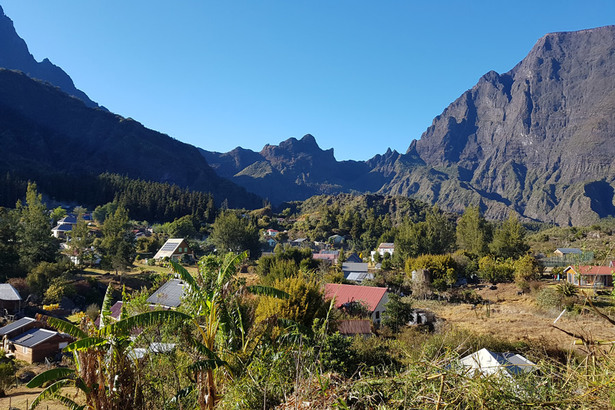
[{"xmin": 417, "ymin": 283, "xmax": 615, "ymax": 349}]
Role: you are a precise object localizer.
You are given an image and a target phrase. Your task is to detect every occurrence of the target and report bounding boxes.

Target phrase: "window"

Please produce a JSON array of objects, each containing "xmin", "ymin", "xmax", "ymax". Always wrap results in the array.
[{"xmin": 22, "ymin": 346, "xmax": 28, "ymax": 354}]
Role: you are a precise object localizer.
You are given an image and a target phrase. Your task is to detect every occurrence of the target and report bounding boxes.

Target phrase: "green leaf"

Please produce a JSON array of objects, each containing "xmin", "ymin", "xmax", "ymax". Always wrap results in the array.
[
  {"xmin": 170, "ymin": 259, "xmax": 200, "ymax": 292},
  {"xmin": 28, "ymin": 379, "xmax": 75, "ymax": 408},
  {"xmin": 54, "ymin": 395, "xmax": 86, "ymax": 410},
  {"xmin": 100, "ymin": 309, "xmax": 191, "ymax": 337},
  {"xmin": 188, "ymin": 358, "xmax": 225, "ymax": 372},
  {"xmin": 45, "ymin": 316, "xmax": 88, "ymax": 339},
  {"xmin": 64, "ymin": 337, "xmax": 108, "ymax": 352},
  {"xmin": 27, "ymin": 367, "xmax": 75, "ymax": 388},
  {"xmin": 99, "ymin": 283, "xmax": 114, "ymax": 328},
  {"xmin": 246, "ymin": 285, "xmax": 289, "ymax": 299}
]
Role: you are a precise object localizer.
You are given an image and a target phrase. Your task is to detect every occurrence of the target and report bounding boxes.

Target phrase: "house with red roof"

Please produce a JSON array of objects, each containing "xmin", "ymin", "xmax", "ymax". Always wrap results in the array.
[
  {"xmin": 325, "ymin": 283, "xmax": 389, "ymax": 326},
  {"xmin": 564, "ymin": 265, "xmax": 614, "ymax": 287}
]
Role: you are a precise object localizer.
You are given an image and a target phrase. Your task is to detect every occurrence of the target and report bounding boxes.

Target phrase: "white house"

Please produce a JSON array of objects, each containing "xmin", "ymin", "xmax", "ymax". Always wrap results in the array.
[{"xmin": 371, "ymin": 242, "xmax": 395, "ymax": 261}]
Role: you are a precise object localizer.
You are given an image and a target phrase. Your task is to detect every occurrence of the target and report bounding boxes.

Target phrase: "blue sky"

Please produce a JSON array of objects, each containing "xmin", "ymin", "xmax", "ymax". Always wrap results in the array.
[{"xmin": 2, "ymin": 1, "xmax": 614, "ymax": 160}]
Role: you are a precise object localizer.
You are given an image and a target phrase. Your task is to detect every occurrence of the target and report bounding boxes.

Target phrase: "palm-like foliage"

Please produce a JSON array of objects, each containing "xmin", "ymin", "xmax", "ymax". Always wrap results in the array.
[
  {"xmin": 170, "ymin": 252, "xmax": 288, "ymax": 409},
  {"xmin": 28, "ymin": 284, "xmax": 190, "ymax": 409}
]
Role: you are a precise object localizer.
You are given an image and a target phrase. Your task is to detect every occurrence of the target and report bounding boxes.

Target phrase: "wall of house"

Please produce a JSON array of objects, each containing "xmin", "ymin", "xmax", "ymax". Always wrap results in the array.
[
  {"xmin": 371, "ymin": 293, "xmax": 390, "ymax": 326},
  {"xmin": 13, "ymin": 337, "xmax": 69, "ymax": 363}
]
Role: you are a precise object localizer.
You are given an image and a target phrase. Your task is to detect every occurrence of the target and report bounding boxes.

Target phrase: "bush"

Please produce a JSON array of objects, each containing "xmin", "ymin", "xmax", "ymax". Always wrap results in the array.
[
  {"xmin": 319, "ymin": 332, "xmax": 357, "ymax": 376},
  {"xmin": 0, "ymin": 357, "xmax": 15, "ymax": 397}
]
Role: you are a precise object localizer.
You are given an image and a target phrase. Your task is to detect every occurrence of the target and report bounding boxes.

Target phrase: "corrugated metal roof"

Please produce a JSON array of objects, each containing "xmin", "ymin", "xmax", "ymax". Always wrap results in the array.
[
  {"xmin": 11, "ymin": 328, "xmax": 58, "ymax": 348},
  {"xmin": 146, "ymin": 279, "xmax": 185, "ymax": 308},
  {"xmin": 342, "ymin": 263, "xmax": 368, "ymax": 273},
  {"xmin": 0, "ymin": 317, "xmax": 35, "ymax": 336},
  {"xmin": 325, "ymin": 283, "xmax": 387, "ymax": 312},
  {"xmin": 337, "ymin": 319, "xmax": 372, "ymax": 335},
  {"xmin": 565, "ymin": 265, "xmax": 614, "ymax": 276},
  {"xmin": 0, "ymin": 283, "xmax": 22, "ymax": 301}
]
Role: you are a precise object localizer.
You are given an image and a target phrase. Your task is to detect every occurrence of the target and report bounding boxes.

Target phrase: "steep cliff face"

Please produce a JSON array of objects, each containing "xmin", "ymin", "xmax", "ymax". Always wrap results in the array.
[
  {"xmin": 390, "ymin": 26, "xmax": 615, "ymax": 225},
  {"xmin": 0, "ymin": 5, "xmax": 100, "ymax": 108}
]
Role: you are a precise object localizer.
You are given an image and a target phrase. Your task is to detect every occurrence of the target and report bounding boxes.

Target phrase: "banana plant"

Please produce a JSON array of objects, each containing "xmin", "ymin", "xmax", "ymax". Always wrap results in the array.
[
  {"xmin": 170, "ymin": 252, "xmax": 288, "ymax": 409},
  {"xmin": 27, "ymin": 284, "xmax": 191, "ymax": 410}
]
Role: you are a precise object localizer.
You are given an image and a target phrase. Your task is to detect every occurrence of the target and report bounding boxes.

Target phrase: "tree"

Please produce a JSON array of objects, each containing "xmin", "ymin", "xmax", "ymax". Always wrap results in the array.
[
  {"xmin": 209, "ymin": 211, "xmax": 260, "ymax": 258},
  {"xmin": 68, "ymin": 214, "xmax": 93, "ymax": 267},
  {"xmin": 382, "ymin": 294, "xmax": 414, "ymax": 333},
  {"xmin": 490, "ymin": 214, "xmax": 529, "ymax": 259},
  {"xmin": 28, "ymin": 285, "xmax": 190, "ymax": 409},
  {"xmin": 456, "ymin": 206, "xmax": 491, "ymax": 256},
  {"xmin": 0, "ymin": 207, "xmax": 20, "ymax": 280},
  {"xmin": 16, "ymin": 182, "xmax": 58, "ymax": 270},
  {"xmin": 99, "ymin": 204, "xmax": 135, "ymax": 274},
  {"xmin": 49, "ymin": 206, "xmax": 67, "ymax": 226},
  {"xmin": 170, "ymin": 254, "xmax": 288, "ymax": 409},
  {"xmin": 513, "ymin": 254, "xmax": 541, "ymax": 291},
  {"xmin": 477, "ymin": 256, "xmax": 514, "ymax": 285}
]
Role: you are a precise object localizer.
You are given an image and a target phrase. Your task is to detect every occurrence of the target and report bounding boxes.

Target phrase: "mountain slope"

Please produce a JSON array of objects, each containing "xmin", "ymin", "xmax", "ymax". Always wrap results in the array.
[
  {"xmin": 393, "ymin": 26, "xmax": 615, "ymax": 225},
  {"xmin": 0, "ymin": 69, "xmax": 261, "ymax": 209},
  {"xmin": 203, "ymin": 26, "xmax": 615, "ymax": 225},
  {"xmin": 0, "ymin": 5, "xmax": 100, "ymax": 108},
  {"xmin": 202, "ymin": 134, "xmax": 378, "ymax": 204}
]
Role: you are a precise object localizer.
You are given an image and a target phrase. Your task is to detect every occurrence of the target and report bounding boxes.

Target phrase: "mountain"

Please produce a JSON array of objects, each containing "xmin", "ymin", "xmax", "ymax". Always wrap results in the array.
[
  {"xmin": 0, "ymin": 68, "xmax": 261, "ymax": 209},
  {"xmin": 201, "ymin": 134, "xmax": 379, "ymax": 204},
  {"xmin": 203, "ymin": 26, "xmax": 615, "ymax": 225},
  {"xmin": 389, "ymin": 26, "xmax": 615, "ymax": 226},
  {"xmin": 0, "ymin": 5, "xmax": 100, "ymax": 109}
]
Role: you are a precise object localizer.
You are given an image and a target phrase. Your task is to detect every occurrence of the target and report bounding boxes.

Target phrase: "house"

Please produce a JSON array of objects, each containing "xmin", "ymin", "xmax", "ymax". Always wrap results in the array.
[
  {"xmin": 336, "ymin": 319, "xmax": 372, "ymax": 336},
  {"xmin": 554, "ymin": 248, "xmax": 582, "ymax": 257},
  {"xmin": 0, "ymin": 283, "xmax": 22, "ymax": 315},
  {"xmin": 153, "ymin": 238, "xmax": 194, "ymax": 261},
  {"xmin": 290, "ymin": 238, "xmax": 308, "ymax": 247},
  {"xmin": 265, "ymin": 238, "xmax": 277, "ymax": 248},
  {"xmin": 313, "ymin": 250, "xmax": 339, "ymax": 264},
  {"xmin": 0, "ymin": 317, "xmax": 72, "ymax": 363},
  {"xmin": 94, "ymin": 301, "xmax": 124, "ymax": 328},
  {"xmin": 325, "ymin": 283, "xmax": 389, "ymax": 325},
  {"xmin": 459, "ymin": 348, "xmax": 535, "ymax": 377},
  {"xmin": 345, "ymin": 253, "xmax": 362, "ymax": 263},
  {"xmin": 51, "ymin": 223, "xmax": 73, "ymax": 238},
  {"xmin": 371, "ymin": 242, "xmax": 395, "ymax": 261},
  {"xmin": 146, "ymin": 279, "xmax": 186, "ymax": 308},
  {"xmin": 8, "ymin": 328, "xmax": 72, "ymax": 363},
  {"xmin": 0, "ymin": 317, "xmax": 39, "ymax": 341},
  {"xmin": 342, "ymin": 262, "xmax": 373, "ymax": 283},
  {"xmin": 265, "ymin": 229, "xmax": 280, "ymax": 237},
  {"xmin": 564, "ymin": 265, "xmax": 614, "ymax": 287}
]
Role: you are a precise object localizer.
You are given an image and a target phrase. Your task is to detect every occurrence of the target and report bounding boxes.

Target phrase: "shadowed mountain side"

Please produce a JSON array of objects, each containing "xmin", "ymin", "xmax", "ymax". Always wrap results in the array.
[
  {"xmin": 0, "ymin": 69, "xmax": 261, "ymax": 209},
  {"xmin": 201, "ymin": 134, "xmax": 384, "ymax": 204},
  {"xmin": 0, "ymin": 6, "xmax": 101, "ymax": 109}
]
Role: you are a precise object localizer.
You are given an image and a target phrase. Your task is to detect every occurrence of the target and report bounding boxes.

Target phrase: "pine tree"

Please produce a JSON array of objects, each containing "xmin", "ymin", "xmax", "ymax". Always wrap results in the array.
[{"xmin": 16, "ymin": 182, "xmax": 58, "ymax": 271}]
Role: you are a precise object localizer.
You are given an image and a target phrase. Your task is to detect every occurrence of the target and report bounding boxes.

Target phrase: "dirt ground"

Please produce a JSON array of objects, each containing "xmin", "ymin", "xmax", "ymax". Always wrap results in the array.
[
  {"xmin": 419, "ymin": 283, "xmax": 615, "ymax": 349},
  {"xmin": 0, "ymin": 385, "xmax": 75, "ymax": 410}
]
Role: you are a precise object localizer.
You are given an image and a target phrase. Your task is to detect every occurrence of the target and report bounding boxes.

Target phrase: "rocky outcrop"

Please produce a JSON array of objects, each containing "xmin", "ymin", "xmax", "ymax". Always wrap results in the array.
[{"xmin": 0, "ymin": 5, "xmax": 100, "ymax": 109}]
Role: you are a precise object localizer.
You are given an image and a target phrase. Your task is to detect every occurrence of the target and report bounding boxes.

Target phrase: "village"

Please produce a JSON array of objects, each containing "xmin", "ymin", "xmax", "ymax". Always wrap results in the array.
[{"xmin": 2, "ymin": 188, "xmax": 615, "ymax": 408}]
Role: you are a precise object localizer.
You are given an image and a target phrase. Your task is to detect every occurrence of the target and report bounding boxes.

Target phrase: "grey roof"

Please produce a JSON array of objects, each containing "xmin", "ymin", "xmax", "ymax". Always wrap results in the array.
[
  {"xmin": 11, "ymin": 328, "xmax": 58, "ymax": 348},
  {"xmin": 346, "ymin": 271, "xmax": 374, "ymax": 283},
  {"xmin": 342, "ymin": 262, "xmax": 369, "ymax": 273},
  {"xmin": 556, "ymin": 248, "xmax": 582, "ymax": 254},
  {"xmin": 0, "ymin": 317, "xmax": 35, "ymax": 336},
  {"xmin": 52, "ymin": 223, "xmax": 73, "ymax": 232},
  {"xmin": 0, "ymin": 284, "xmax": 22, "ymax": 301},
  {"xmin": 59, "ymin": 215, "xmax": 78, "ymax": 224},
  {"xmin": 146, "ymin": 279, "xmax": 185, "ymax": 308}
]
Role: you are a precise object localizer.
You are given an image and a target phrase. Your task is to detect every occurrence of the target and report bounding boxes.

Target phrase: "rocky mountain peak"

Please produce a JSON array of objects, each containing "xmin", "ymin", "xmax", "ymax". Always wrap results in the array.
[{"xmin": 0, "ymin": 6, "xmax": 101, "ymax": 109}]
